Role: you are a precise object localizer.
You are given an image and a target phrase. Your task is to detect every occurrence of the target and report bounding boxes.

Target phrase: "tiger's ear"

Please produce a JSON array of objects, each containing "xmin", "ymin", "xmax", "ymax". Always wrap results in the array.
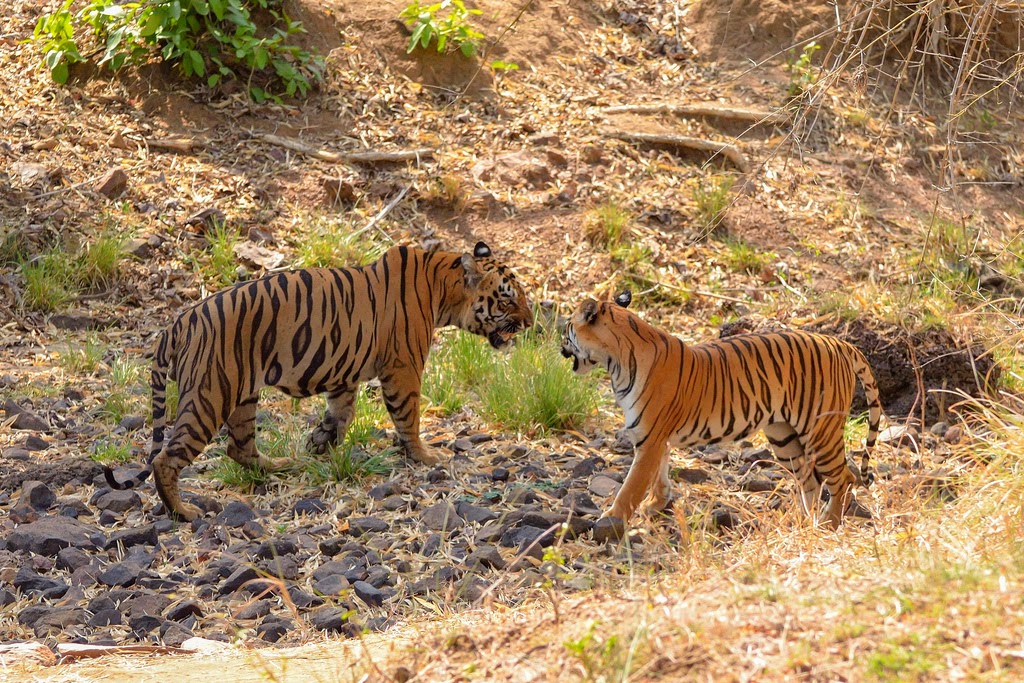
[
  {"xmin": 461, "ymin": 253, "xmax": 484, "ymax": 288},
  {"xmin": 579, "ymin": 299, "xmax": 600, "ymax": 325},
  {"xmin": 473, "ymin": 241, "xmax": 492, "ymax": 259},
  {"xmin": 614, "ymin": 290, "xmax": 632, "ymax": 308}
]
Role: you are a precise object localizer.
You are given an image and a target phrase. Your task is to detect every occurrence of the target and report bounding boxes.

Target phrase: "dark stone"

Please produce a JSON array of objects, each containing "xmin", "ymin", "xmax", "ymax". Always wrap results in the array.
[
  {"xmin": 258, "ymin": 555, "xmax": 299, "ymax": 581},
  {"xmin": 675, "ymin": 468, "xmax": 713, "ymax": 485},
  {"xmin": 367, "ymin": 481, "xmax": 402, "ymax": 500},
  {"xmin": 742, "ymin": 478, "xmax": 777, "ymax": 493},
  {"xmin": 492, "ymin": 467, "xmax": 510, "ymax": 482},
  {"xmin": 711, "ymin": 508, "xmax": 740, "ymax": 530},
  {"xmin": 3, "ymin": 447, "xmax": 31, "ymax": 461},
  {"xmin": 119, "ymin": 415, "xmax": 146, "ymax": 431},
  {"xmin": 18, "ymin": 605, "xmax": 53, "ymax": 628},
  {"xmin": 500, "ymin": 525, "xmax": 555, "ymax": 549},
  {"xmin": 122, "ymin": 592, "xmax": 172, "ymax": 617},
  {"xmin": 313, "ymin": 574, "xmax": 350, "ymax": 596},
  {"xmin": 94, "ymin": 489, "xmax": 143, "ymax": 513},
  {"xmin": 592, "ymin": 516, "xmax": 625, "ymax": 543},
  {"xmin": 257, "ymin": 617, "xmax": 293, "ymax": 643},
  {"xmin": 522, "ymin": 511, "xmax": 594, "ymax": 539},
  {"xmin": 236, "ymin": 600, "xmax": 272, "ymax": 620},
  {"xmin": 421, "ymin": 501, "xmax": 463, "ymax": 531},
  {"xmin": 216, "ymin": 501, "xmax": 256, "ymax": 528},
  {"xmin": 98, "ymin": 510, "xmax": 118, "ymax": 526},
  {"xmin": 57, "ymin": 499, "xmax": 93, "ymax": 518},
  {"xmin": 22, "ymin": 480, "xmax": 55, "ymax": 510},
  {"xmin": 505, "ymin": 487, "xmax": 538, "ymax": 505},
  {"xmin": 352, "ymin": 580, "xmax": 384, "ymax": 607},
  {"xmin": 88, "ymin": 609, "xmax": 122, "ymax": 627},
  {"xmin": 309, "ymin": 607, "xmax": 352, "ymax": 633},
  {"xmin": 0, "ymin": 588, "xmax": 15, "ymax": 607},
  {"xmin": 588, "ymin": 476, "xmax": 620, "ymax": 498},
  {"xmin": 561, "ymin": 492, "xmax": 602, "ymax": 517},
  {"xmin": 450, "ymin": 438, "xmax": 474, "ymax": 453},
  {"xmin": 293, "ymin": 497, "xmax": 328, "ymax": 516},
  {"xmin": 33, "ymin": 608, "xmax": 87, "ymax": 636},
  {"xmin": 456, "ymin": 501, "xmax": 499, "ymax": 524},
  {"xmin": 313, "ymin": 558, "xmax": 363, "ymax": 582},
  {"xmin": 92, "ymin": 167, "xmax": 129, "ymax": 199},
  {"xmin": 70, "ymin": 565, "xmax": 100, "ymax": 587},
  {"xmin": 473, "ymin": 522, "xmax": 507, "ymax": 544},
  {"xmin": 161, "ymin": 621, "xmax": 193, "ymax": 647},
  {"xmin": 464, "ymin": 545, "xmax": 506, "ymax": 571},
  {"xmin": 253, "ymin": 537, "xmax": 298, "ymax": 559},
  {"xmin": 56, "ymin": 546, "xmax": 93, "ymax": 571},
  {"xmin": 287, "ymin": 586, "xmax": 324, "ymax": 609},
  {"xmin": 105, "ymin": 523, "xmax": 158, "ymax": 549},
  {"xmin": 348, "ymin": 516, "xmax": 389, "ymax": 535},
  {"xmin": 426, "ymin": 467, "xmax": 448, "ymax": 483},
  {"xmin": 381, "ymin": 495, "xmax": 408, "ymax": 511},
  {"xmin": 421, "ymin": 533, "xmax": 442, "ymax": 556},
  {"xmin": 98, "ymin": 562, "xmax": 144, "ymax": 587},
  {"xmin": 24, "ymin": 434, "xmax": 50, "ymax": 450},
  {"xmin": 219, "ymin": 566, "xmax": 260, "ymax": 594},
  {"xmin": 366, "ymin": 566, "xmax": 393, "ymax": 589},
  {"xmin": 165, "ymin": 599, "xmax": 204, "ymax": 621},
  {"xmin": 10, "ymin": 504, "xmax": 38, "ymax": 524},
  {"xmin": 14, "ymin": 567, "xmax": 66, "ymax": 595},
  {"xmin": 129, "ymin": 614, "xmax": 165, "ymax": 637},
  {"xmin": 3, "ymin": 400, "xmax": 49, "ymax": 431}
]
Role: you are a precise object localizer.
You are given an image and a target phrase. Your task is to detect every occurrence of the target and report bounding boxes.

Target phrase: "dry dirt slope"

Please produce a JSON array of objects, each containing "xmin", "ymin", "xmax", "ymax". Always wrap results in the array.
[{"xmin": 2, "ymin": 0, "xmax": 1024, "ymax": 681}]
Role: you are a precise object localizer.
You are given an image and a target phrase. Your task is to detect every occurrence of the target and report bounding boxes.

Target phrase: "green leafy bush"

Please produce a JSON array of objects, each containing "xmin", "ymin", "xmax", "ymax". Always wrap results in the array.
[
  {"xmin": 32, "ymin": 0, "xmax": 323, "ymax": 101},
  {"xmin": 400, "ymin": 0, "xmax": 483, "ymax": 57}
]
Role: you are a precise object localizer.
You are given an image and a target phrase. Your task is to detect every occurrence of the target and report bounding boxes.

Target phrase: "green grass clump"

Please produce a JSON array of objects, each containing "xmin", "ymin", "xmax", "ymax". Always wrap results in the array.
[
  {"xmin": 479, "ymin": 333, "xmax": 601, "ymax": 434},
  {"xmin": 21, "ymin": 250, "xmax": 75, "ymax": 311},
  {"xmin": 293, "ymin": 219, "xmax": 385, "ymax": 269},
  {"xmin": 302, "ymin": 387, "xmax": 396, "ymax": 485},
  {"xmin": 204, "ymin": 222, "xmax": 241, "ymax": 288},
  {"xmin": 422, "ymin": 330, "xmax": 498, "ymax": 415},
  {"xmin": 59, "ymin": 336, "xmax": 106, "ymax": 375},
  {"xmin": 693, "ymin": 174, "xmax": 735, "ymax": 235},
  {"xmin": 585, "ymin": 201, "xmax": 631, "ymax": 250},
  {"xmin": 81, "ymin": 231, "xmax": 128, "ymax": 289},
  {"xmin": 720, "ymin": 237, "xmax": 774, "ymax": 275},
  {"xmin": 91, "ymin": 438, "xmax": 133, "ymax": 465}
]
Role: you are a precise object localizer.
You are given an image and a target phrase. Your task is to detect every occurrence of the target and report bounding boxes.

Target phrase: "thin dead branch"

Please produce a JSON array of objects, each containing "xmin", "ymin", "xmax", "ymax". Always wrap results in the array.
[
  {"xmin": 597, "ymin": 102, "xmax": 790, "ymax": 126},
  {"xmin": 604, "ymin": 131, "xmax": 750, "ymax": 172},
  {"xmin": 258, "ymin": 133, "xmax": 434, "ymax": 164}
]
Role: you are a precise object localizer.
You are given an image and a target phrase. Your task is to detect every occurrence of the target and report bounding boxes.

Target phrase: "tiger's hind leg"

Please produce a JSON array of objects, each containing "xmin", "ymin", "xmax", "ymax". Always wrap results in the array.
[
  {"xmin": 764, "ymin": 422, "xmax": 822, "ymax": 521},
  {"xmin": 226, "ymin": 396, "xmax": 289, "ymax": 471},
  {"xmin": 380, "ymin": 371, "xmax": 438, "ymax": 466},
  {"xmin": 307, "ymin": 387, "xmax": 357, "ymax": 455},
  {"xmin": 152, "ymin": 406, "xmax": 219, "ymax": 522},
  {"xmin": 640, "ymin": 450, "xmax": 673, "ymax": 515},
  {"xmin": 808, "ymin": 415, "xmax": 857, "ymax": 530}
]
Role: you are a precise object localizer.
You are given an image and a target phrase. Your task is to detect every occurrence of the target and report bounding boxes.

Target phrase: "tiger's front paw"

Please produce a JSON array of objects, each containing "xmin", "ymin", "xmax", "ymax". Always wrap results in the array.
[
  {"xmin": 406, "ymin": 444, "xmax": 440, "ymax": 466},
  {"xmin": 169, "ymin": 501, "xmax": 203, "ymax": 523},
  {"xmin": 306, "ymin": 422, "xmax": 340, "ymax": 455}
]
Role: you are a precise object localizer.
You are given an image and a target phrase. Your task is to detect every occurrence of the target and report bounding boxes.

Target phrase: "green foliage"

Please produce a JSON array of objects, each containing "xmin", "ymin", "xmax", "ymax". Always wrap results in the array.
[
  {"xmin": 866, "ymin": 642, "xmax": 940, "ymax": 680},
  {"xmin": 585, "ymin": 201, "xmax": 631, "ymax": 250},
  {"xmin": 787, "ymin": 40, "xmax": 821, "ymax": 98},
  {"xmin": 293, "ymin": 220, "xmax": 384, "ymax": 269},
  {"xmin": 163, "ymin": 379, "xmax": 180, "ymax": 423},
  {"xmin": 479, "ymin": 332, "xmax": 601, "ymax": 434},
  {"xmin": 563, "ymin": 622, "xmax": 634, "ymax": 683},
  {"xmin": 693, "ymin": 174, "xmax": 734, "ymax": 235},
  {"xmin": 81, "ymin": 230, "xmax": 128, "ymax": 289},
  {"xmin": 303, "ymin": 387, "xmax": 396, "ymax": 485},
  {"xmin": 59, "ymin": 335, "xmax": 107, "ymax": 375},
  {"xmin": 91, "ymin": 437, "xmax": 133, "ymax": 464},
  {"xmin": 20, "ymin": 250, "xmax": 75, "ymax": 312},
  {"xmin": 400, "ymin": 0, "xmax": 483, "ymax": 57},
  {"xmin": 100, "ymin": 356, "xmax": 147, "ymax": 424},
  {"xmin": 32, "ymin": 0, "xmax": 323, "ymax": 101},
  {"xmin": 720, "ymin": 237, "xmax": 774, "ymax": 275},
  {"xmin": 202, "ymin": 222, "xmax": 241, "ymax": 289},
  {"xmin": 422, "ymin": 329, "xmax": 496, "ymax": 416}
]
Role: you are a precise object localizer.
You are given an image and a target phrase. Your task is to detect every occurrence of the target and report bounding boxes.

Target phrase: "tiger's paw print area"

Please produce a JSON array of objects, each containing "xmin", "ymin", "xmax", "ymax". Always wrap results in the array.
[{"xmin": 0, "ymin": 413, "xmax": 963, "ymax": 647}]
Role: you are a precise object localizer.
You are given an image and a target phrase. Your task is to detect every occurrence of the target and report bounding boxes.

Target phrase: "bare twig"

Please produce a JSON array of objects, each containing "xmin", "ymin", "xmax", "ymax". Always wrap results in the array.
[
  {"xmin": 597, "ymin": 103, "xmax": 790, "ymax": 126},
  {"xmin": 604, "ymin": 130, "xmax": 750, "ymax": 172},
  {"xmin": 258, "ymin": 133, "xmax": 434, "ymax": 164},
  {"xmin": 349, "ymin": 186, "xmax": 410, "ymax": 243}
]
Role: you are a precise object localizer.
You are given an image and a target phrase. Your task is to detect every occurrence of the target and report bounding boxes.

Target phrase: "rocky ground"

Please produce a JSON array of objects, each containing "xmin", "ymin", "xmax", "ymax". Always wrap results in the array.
[{"xmin": 1, "ymin": 404, "xmax": 967, "ymax": 650}]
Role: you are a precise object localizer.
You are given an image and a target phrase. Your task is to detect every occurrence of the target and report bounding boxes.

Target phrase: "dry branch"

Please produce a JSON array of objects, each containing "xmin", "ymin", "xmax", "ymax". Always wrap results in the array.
[
  {"xmin": 258, "ymin": 134, "xmax": 434, "ymax": 164},
  {"xmin": 598, "ymin": 103, "xmax": 789, "ymax": 126},
  {"xmin": 146, "ymin": 137, "xmax": 198, "ymax": 153},
  {"xmin": 605, "ymin": 131, "xmax": 750, "ymax": 172}
]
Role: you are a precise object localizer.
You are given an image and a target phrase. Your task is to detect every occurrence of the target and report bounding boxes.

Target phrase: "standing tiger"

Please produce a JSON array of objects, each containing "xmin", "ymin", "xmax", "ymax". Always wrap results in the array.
[
  {"xmin": 560, "ymin": 291, "xmax": 881, "ymax": 529},
  {"xmin": 105, "ymin": 242, "xmax": 533, "ymax": 522}
]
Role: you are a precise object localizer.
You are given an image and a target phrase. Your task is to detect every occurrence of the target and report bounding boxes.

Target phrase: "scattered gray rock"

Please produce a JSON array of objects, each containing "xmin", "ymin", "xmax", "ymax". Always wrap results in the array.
[
  {"xmin": 216, "ymin": 501, "xmax": 256, "ymax": 528},
  {"xmin": 105, "ymin": 523, "xmax": 158, "ymax": 549},
  {"xmin": 97, "ymin": 562, "xmax": 144, "ymax": 588},
  {"xmin": 456, "ymin": 501, "xmax": 498, "ymax": 524},
  {"xmin": 219, "ymin": 566, "xmax": 260, "ymax": 594},
  {"xmin": 3, "ymin": 400, "xmax": 49, "ymax": 431},
  {"xmin": 464, "ymin": 545, "xmax": 506, "ymax": 571},
  {"xmin": 420, "ymin": 501, "xmax": 464, "ymax": 532},
  {"xmin": 309, "ymin": 607, "xmax": 353, "ymax": 633},
  {"xmin": 7, "ymin": 516, "xmax": 101, "ymax": 556},
  {"xmin": 22, "ymin": 480, "xmax": 56, "ymax": 510},
  {"xmin": 313, "ymin": 574, "xmax": 350, "ymax": 596},
  {"xmin": 348, "ymin": 516, "xmax": 389, "ymax": 535},
  {"xmin": 93, "ymin": 489, "xmax": 142, "ymax": 513},
  {"xmin": 592, "ymin": 517, "xmax": 625, "ymax": 544},
  {"xmin": 352, "ymin": 580, "xmax": 384, "ymax": 607},
  {"xmin": 23, "ymin": 435, "xmax": 51, "ymax": 451},
  {"xmin": 166, "ymin": 600, "xmax": 204, "ymax": 621},
  {"xmin": 588, "ymin": 475, "xmax": 620, "ymax": 498},
  {"xmin": 293, "ymin": 497, "xmax": 328, "ymax": 516}
]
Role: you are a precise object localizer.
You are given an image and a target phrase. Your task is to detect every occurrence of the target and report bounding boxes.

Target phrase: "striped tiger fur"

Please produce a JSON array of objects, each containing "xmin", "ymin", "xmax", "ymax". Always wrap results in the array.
[
  {"xmin": 560, "ymin": 290, "xmax": 881, "ymax": 529},
  {"xmin": 105, "ymin": 242, "xmax": 532, "ymax": 521}
]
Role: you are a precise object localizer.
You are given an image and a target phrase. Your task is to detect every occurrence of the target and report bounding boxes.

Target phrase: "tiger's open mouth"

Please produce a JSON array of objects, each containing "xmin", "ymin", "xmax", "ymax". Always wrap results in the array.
[{"xmin": 488, "ymin": 322, "xmax": 523, "ymax": 349}]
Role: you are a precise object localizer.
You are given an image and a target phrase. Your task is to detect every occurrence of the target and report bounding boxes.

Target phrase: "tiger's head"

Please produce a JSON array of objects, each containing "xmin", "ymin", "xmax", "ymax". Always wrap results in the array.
[
  {"xmin": 561, "ymin": 290, "xmax": 633, "ymax": 374},
  {"xmin": 459, "ymin": 241, "xmax": 533, "ymax": 349}
]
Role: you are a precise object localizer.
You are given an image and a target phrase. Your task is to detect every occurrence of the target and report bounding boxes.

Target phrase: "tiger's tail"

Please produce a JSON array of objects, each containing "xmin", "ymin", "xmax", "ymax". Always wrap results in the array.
[
  {"xmin": 850, "ymin": 345, "xmax": 882, "ymax": 487},
  {"xmin": 104, "ymin": 325, "xmax": 177, "ymax": 490}
]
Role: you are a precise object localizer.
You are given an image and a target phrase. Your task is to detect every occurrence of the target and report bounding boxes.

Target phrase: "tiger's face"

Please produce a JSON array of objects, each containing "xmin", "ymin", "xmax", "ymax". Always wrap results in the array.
[
  {"xmin": 561, "ymin": 291, "xmax": 633, "ymax": 374},
  {"xmin": 460, "ymin": 242, "xmax": 533, "ymax": 349}
]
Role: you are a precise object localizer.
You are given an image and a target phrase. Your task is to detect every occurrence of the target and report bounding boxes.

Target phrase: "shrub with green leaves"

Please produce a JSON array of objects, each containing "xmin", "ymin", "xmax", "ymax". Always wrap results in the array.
[
  {"xmin": 400, "ymin": 0, "xmax": 483, "ymax": 57},
  {"xmin": 32, "ymin": 0, "xmax": 323, "ymax": 102}
]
